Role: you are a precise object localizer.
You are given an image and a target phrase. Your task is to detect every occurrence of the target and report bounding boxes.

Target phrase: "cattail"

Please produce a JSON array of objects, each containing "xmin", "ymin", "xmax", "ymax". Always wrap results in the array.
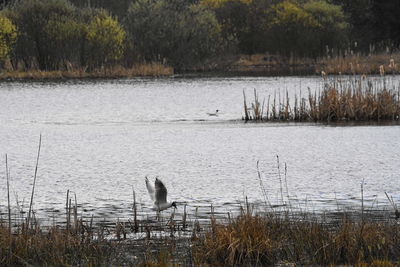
[
  {"xmin": 389, "ymin": 58, "xmax": 395, "ymax": 69},
  {"xmin": 379, "ymin": 65, "xmax": 385, "ymax": 76}
]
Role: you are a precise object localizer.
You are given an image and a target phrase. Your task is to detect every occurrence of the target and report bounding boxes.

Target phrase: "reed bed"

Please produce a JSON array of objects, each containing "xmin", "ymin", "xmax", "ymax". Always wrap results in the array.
[
  {"xmin": 0, "ymin": 63, "xmax": 173, "ymax": 80},
  {"xmin": 194, "ymin": 209, "xmax": 400, "ymax": 266},
  {"xmin": 243, "ymin": 77, "xmax": 400, "ymax": 122},
  {"xmin": 317, "ymin": 53, "xmax": 400, "ymax": 75},
  {"xmin": 1, "ymin": 202, "xmax": 398, "ymax": 266}
]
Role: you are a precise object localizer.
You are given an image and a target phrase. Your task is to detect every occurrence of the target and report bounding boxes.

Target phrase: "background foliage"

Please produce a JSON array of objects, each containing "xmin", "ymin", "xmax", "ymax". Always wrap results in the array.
[{"xmin": 0, "ymin": 0, "xmax": 397, "ymax": 71}]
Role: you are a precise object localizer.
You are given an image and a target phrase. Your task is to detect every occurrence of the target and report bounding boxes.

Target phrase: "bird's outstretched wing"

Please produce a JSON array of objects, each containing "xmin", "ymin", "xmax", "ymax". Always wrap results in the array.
[
  {"xmin": 155, "ymin": 178, "xmax": 168, "ymax": 204},
  {"xmin": 145, "ymin": 177, "xmax": 155, "ymax": 201}
]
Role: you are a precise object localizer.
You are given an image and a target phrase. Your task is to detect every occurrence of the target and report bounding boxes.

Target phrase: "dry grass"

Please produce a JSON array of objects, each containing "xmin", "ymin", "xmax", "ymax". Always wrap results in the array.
[
  {"xmin": 213, "ymin": 52, "xmax": 400, "ymax": 76},
  {"xmin": 317, "ymin": 53, "xmax": 400, "ymax": 75},
  {"xmin": 0, "ymin": 221, "xmax": 120, "ymax": 266},
  {"xmin": 1, "ymin": 202, "xmax": 399, "ymax": 266},
  {"xmin": 244, "ymin": 77, "xmax": 400, "ymax": 122},
  {"xmin": 193, "ymin": 211, "xmax": 400, "ymax": 266},
  {"xmin": 0, "ymin": 63, "xmax": 173, "ymax": 80}
]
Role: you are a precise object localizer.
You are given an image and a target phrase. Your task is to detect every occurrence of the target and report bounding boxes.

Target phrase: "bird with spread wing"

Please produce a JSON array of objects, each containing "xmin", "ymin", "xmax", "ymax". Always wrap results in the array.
[{"xmin": 146, "ymin": 177, "xmax": 177, "ymax": 212}]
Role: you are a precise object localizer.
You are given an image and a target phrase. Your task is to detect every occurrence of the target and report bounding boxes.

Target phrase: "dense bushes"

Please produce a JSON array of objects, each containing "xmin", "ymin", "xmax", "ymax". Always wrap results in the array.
[
  {"xmin": 0, "ymin": 16, "xmax": 16, "ymax": 67},
  {"xmin": 86, "ymin": 12, "xmax": 126, "ymax": 69},
  {"xmin": 124, "ymin": 0, "xmax": 223, "ymax": 70},
  {"xmin": 3, "ymin": 0, "xmax": 125, "ymax": 70},
  {"xmin": 0, "ymin": 0, "xmax": 397, "ymax": 72},
  {"xmin": 205, "ymin": 0, "xmax": 348, "ymax": 57}
]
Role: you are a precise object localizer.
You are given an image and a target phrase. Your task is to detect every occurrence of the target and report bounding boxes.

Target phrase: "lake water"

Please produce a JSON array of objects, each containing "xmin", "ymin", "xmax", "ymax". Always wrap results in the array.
[{"xmin": 0, "ymin": 76, "xmax": 399, "ymax": 222}]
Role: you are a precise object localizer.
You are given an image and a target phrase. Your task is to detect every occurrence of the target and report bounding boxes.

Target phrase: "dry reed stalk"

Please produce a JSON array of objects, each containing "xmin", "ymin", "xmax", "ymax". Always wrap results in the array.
[
  {"xmin": 74, "ymin": 193, "xmax": 78, "ymax": 233},
  {"xmin": 276, "ymin": 156, "xmax": 284, "ymax": 205},
  {"xmin": 243, "ymin": 90, "xmax": 250, "ymax": 121},
  {"xmin": 385, "ymin": 192, "xmax": 399, "ymax": 219},
  {"xmin": 68, "ymin": 198, "xmax": 72, "ymax": 232},
  {"xmin": 5, "ymin": 155, "xmax": 11, "ymax": 232},
  {"xmin": 361, "ymin": 179, "xmax": 365, "ymax": 223},
  {"xmin": 5, "ymin": 154, "xmax": 12, "ymax": 265},
  {"xmin": 256, "ymin": 161, "xmax": 271, "ymax": 208},
  {"xmin": 272, "ymin": 91, "xmax": 276, "ymax": 119},
  {"xmin": 284, "ymin": 162, "xmax": 290, "ymax": 208},
  {"xmin": 251, "ymin": 88, "xmax": 263, "ymax": 120},
  {"xmin": 183, "ymin": 204, "xmax": 187, "ymax": 229},
  {"xmin": 132, "ymin": 187, "xmax": 138, "ymax": 233},
  {"xmin": 66, "ymin": 189, "xmax": 70, "ymax": 232},
  {"xmin": 27, "ymin": 134, "xmax": 42, "ymax": 230}
]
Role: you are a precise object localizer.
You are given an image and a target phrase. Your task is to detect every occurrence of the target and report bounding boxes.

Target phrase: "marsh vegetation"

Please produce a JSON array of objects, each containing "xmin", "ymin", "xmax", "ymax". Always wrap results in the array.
[
  {"xmin": 243, "ymin": 77, "xmax": 400, "ymax": 122},
  {"xmin": 1, "ymin": 193, "xmax": 399, "ymax": 266}
]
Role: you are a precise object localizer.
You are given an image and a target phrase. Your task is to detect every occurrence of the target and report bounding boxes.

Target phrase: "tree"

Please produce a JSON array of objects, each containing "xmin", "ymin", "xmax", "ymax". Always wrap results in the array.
[
  {"xmin": 125, "ymin": 0, "xmax": 223, "ymax": 70},
  {"xmin": 69, "ymin": 0, "xmax": 132, "ymax": 20},
  {"xmin": 266, "ymin": 0, "xmax": 347, "ymax": 58},
  {"xmin": 85, "ymin": 11, "xmax": 125, "ymax": 69},
  {"xmin": 0, "ymin": 15, "xmax": 16, "ymax": 67},
  {"xmin": 370, "ymin": 1, "xmax": 400, "ymax": 49},
  {"xmin": 204, "ymin": 0, "xmax": 275, "ymax": 54},
  {"xmin": 330, "ymin": 0, "xmax": 373, "ymax": 53},
  {"xmin": 8, "ymin": 0, "xmax": 78, "ymax": 70},
  {"xmin": 44, "ymin": 15, "xmax": 85, "ymax": 69},
  {"xmin": 303, "ymin": 0, "xmax": 348, "ymax": 57},
  {"xmin": 268, "ymin": 0, "xmax": 318, "ymax": 57}
]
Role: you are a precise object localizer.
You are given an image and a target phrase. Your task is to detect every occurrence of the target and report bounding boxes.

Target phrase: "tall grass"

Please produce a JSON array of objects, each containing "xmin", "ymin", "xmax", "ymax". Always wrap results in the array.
[
  {"xmin": 0, "ymin": 63, "xmax": 173, "ymax": 80},
  {"xmin": 243, "ymin": 77, "xmax": 400, "ymax": 122},
  {"xmin": 1, "ymin": 193, "xmax": 399, "ymax": 266},
  {"xmin": 317, "ymin": 53, "xmax": 400, "ymax": 75},
  {"xmin": 193, "ymin": 208, "xmax": 400, "ymax": 266}
]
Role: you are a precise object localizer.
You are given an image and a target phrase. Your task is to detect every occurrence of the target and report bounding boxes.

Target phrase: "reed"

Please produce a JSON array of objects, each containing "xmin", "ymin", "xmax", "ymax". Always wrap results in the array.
[
  {"xmin": 133, "ymin": 187, "xmax": 139, "ymax": 233},
  {"xmin": 243, "ymin": 77, "xmax": 400, "ymax": 123},
  {"xmin": 317, "ymin": 53, "xmax": 400, "ymax": 75},
  {"xmin": 0, "ymin": 220, "xmax": 125, "ymax": 266},
  {"xmin": 385, "ymin": 192, "xmax": 399, "ymax": 220},
  {"xmin": 193, "ymin": 211, "xmax": 400, "ymax": 266},
  {"xmin": 242, "ymin": 89, "xmax": 265, "ymax": 121},
  {"xmin": 26, "ymin": 134, "xmax": 41, "ymax": 230},
  {"xmin": 0, "ymin": 63, "xmax": 173, "ymax": 80},
  {"xmin": 1, "ymin": 196, "xmax": 399, "ymax": 266}
]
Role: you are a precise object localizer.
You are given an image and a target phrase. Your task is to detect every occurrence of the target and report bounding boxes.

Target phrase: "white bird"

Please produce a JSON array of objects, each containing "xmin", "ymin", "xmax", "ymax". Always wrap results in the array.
[
  {"xmin": 146, "ymin": 177, "xmax": 177, "ymax": 211},
  {"xmin": 207, "ymin": 109, "xmax": 219, "ymax": 116}
]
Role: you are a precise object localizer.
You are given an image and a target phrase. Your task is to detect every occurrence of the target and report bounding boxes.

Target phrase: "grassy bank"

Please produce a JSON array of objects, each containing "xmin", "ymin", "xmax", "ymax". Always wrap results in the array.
[
  {"xmin": 194, "ymin": 211, "xmax": 400, "ymax": 266},
  {"xmin": 2, "ymin": 53, "xmax": 400, "ymax": 79},
  {"xmin": 1, "ymin": 205, "xmax": 399, "ymax": 266},
  {"xmin": 318, "ymin": 53, "xmax": 400, "ymax": 75},
  {"xmin": 0, "ymin": 63, "xmax": 174, "ymax": 80},
  {"xmin": 243, "ymin": 77, "xmax": 400, "ymax": 122},
  {"xmin": 208, "ymin": 53, "xmax": 400, "ymax": 76}
]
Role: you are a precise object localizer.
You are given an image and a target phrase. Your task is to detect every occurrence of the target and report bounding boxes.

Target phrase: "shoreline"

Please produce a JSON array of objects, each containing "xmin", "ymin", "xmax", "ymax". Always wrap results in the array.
[
  {"xmin": 1, "ymin": 53, "xmax": 399, "ymax": 80},
  {"xmin": 1, "ymin": 204, "xmax": 398, "ymax": 266}
]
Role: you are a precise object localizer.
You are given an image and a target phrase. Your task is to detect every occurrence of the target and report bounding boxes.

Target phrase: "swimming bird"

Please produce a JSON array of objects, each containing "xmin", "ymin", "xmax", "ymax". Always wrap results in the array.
[
  {"xmin": 207, "ymin": 109, "xmax": 219, "ymax": 116},
  {"xmin": 146, "ymin": 177, "xmax": 177, "ymax": 211}
]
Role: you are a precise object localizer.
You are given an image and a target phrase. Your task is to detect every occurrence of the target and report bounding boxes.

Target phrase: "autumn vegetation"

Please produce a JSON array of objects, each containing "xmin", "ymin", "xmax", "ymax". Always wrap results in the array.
[
  {"xmin": 243, "ymin": 77, "xmax": 400, "ymax": 122},
  {"xmin": 1, "ymin": 206, "xmax": 399, "ymax": 266},
  {"xmin": 0, "ymin": 0, "xmax": 398, "ymax": 77}
]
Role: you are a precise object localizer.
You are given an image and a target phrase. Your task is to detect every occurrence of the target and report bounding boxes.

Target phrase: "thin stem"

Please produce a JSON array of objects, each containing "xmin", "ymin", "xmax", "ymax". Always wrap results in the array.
[{"xmin": 27, "ymin": 134, "xmax": 42, "ymax": 230}]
